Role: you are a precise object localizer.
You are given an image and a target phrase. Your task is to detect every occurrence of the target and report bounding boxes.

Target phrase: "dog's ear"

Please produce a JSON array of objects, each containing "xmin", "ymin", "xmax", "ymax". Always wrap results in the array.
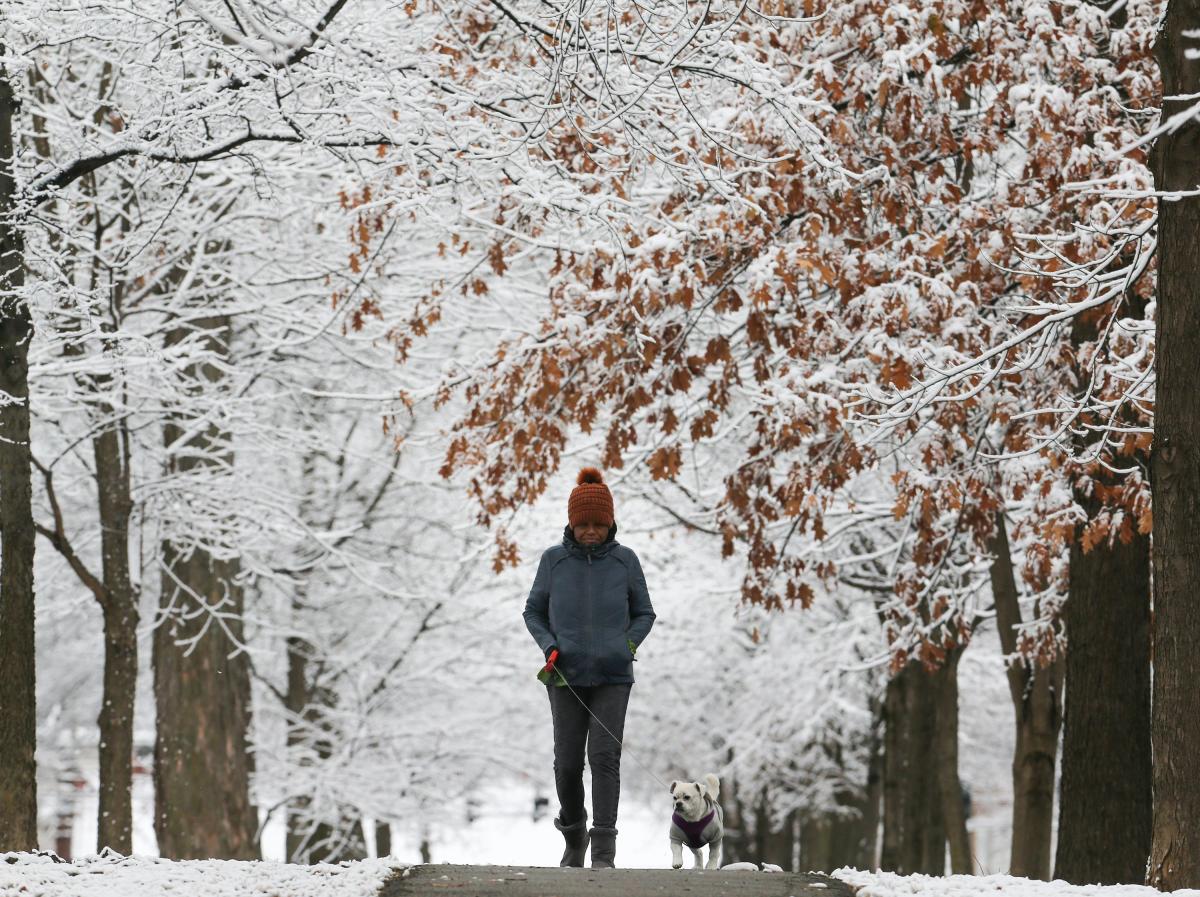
[{"xmin": 670, "ymin": 781, "xmax": 679, "ymax": 795}]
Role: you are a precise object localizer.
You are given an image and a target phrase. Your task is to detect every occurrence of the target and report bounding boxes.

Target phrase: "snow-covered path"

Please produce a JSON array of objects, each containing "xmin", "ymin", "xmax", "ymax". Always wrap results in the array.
[{"xmin": 383, "ymin": 863, "xmax": 852, "ymax": 897}]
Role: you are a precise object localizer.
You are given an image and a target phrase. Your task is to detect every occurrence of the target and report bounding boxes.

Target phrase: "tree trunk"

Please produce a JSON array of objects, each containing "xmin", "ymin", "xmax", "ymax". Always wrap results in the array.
[
  {"xmin": 1055, "ymin": 517, "xmax": 1152, "ymax": 884},
  {"xmin": 801, "ymin": 698, "xmax": 883, "ymax": 873},
  {"xmin": 285, "ymin": 634, "xmax": 312, "ymax": 864},
  {"xmin": 282, "ymin": 448, "xmax": 366, "ymax": 865},
  {"xmin": 858, "ymin": 709, "xmax": 884, "ymax": 871},
  {"xmin": 284, "ymin": 453, "xmax": 316, "ymax": 862},
  {"xmin": 154, "ymin": 315, "xmax": 258, "ymax": 860},
  {"xmin": 801, "ymin": 817, "xmax": 834, "ymax": 873},
  {"xmin": 154, "ymin": 547, "xmax": 258, "ymax": 859},
  {"xmin": 302, "ymin": 818, "xmax": 368, "ymax": 865},
  {"xmin": 914, "ymin": 673, "xmax": 945, "ymax": 876},
  {"xmin": 0, "ymin": 45, "xmax": 39, "ymax": 853},
  {"xmin": 719, "ymin": 769, "xmax": 753, "ymax": 865},
  {"xmin": 828, "ymin": 809, "xmax": 867, "ymax": 871},
  {"xmin": 93, "ymin": 418, "xmax": 138, "ymax": 855},
  {"xmin": 880, "ymin": 673, "xmax": 903, "ymax": 872},
  {"xmin": 932, "ymin": 647, "xmax": 971, "ymax": 875},
  {"xmin": 801, "ymin": 815, "xmax": 830, "ymax": 873},
  {"xmin": 881, "ymin": 660, "xmax": 945, "ymax": 875},
  {"xmin": 1148, "ymin": 2, "xmax": 1200, "ymax": 887},
  {"xmin": 375, "ymin": 821, "xmax": 392, "ymax": 858},
  {"xmin": 801, "ymin": 804, "xmax": 867, "ymax": 872},
  {"xmin": 755, "ymin": 797, "xmax": 796, "ymax": 870},
  {"xmin": 989, "ymin": 511, "xmax": 1062, "ymax": 880},
  {"xmin": 1010, "ymin": 660, "xmax": 1061, "ymax": 878},
  {"xmin": 98, "ymin": 604, "xmax": 137, "ymax": 854},
  {"xmin": 880, "ymin": 665, "xmax": 913, "ymax": 873},
  {"xmin": 284, "ymin": 635, "xmax": 369, "ymax": 864},
  {"xmin": 34, "ymin": 329, "xmax": 139, "ymax": 856}
]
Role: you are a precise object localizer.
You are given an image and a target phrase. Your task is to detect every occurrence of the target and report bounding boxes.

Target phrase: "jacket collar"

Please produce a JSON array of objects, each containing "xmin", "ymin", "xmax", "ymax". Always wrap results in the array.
[{"xmin": 562, "ymin": 522, "xmax": 619, "ymax": 559}]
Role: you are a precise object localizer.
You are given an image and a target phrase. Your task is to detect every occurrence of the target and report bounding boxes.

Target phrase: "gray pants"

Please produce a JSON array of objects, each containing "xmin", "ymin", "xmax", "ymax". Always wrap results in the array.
[{"xmin": 546, "ymin": 683, "xmax": 632, "ymax": 829}]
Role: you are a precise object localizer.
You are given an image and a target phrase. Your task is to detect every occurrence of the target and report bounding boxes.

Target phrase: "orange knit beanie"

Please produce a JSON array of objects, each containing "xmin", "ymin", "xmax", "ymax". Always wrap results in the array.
[{"xmin": 568, "ymin": 467, "xmax": 614, "ymax": 528}]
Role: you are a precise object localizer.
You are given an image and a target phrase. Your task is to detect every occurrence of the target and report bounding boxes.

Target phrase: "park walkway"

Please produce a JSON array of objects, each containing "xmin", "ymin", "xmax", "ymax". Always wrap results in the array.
[{"xmin": 380, "ymin": 863, "xmax": 856, "ymax": 897}]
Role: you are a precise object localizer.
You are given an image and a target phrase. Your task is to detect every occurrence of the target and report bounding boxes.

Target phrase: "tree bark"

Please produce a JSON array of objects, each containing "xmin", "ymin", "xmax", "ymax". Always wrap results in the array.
[
  {"xmin": 755, "ymin": 797, "xmax": 797, "ymax": 871},
  {"xmin": 879, "ymin": 671, "xmax": 903, "ymax": 872},
  {"xmin": 98, "ymin": 607, "xmax": 137, "ymax": 855},
  {"xmin": 932, "ymin": 647, "xmax": 971, "ymax": 875},
  {"xmin": 0, "ymin": 44, "xmax": 39, "ymax": 853},
  {"xmin": 719, "ymin": 768, "xmax": 753, "ymax": 865},
  {"xmin": 93, "ymin": 413, "xmax": 138, "ymax": 855},
  {"xmin": 881, "ymin": 660, "xmax": 945, "ymax": 875},
  {"xmin": 155, "ymin": 547, "xmax": 258, "ymax": 859},
  {"xmin": 858, "ymin": 705, "xmax": 884, "ymax": 871},
  {"xmin": 304, "ymin": 818, "xmax": 368, "ymax": 865},
  {"xmin": 914, "ymin": 673, "xmax": 945, "ymax": 876},
  {"xmin": 989, "ymin": 511, "xmax": 1062, "ymax": 880},
  {"xmin": 285, "ymin": 634, "xmax": 312, "ymax": 863},
  {"xmin": 285, "ymin": 455, "xmax": 315, "ymax": 862},
  {"xmin": 154, "ymin": 315, "xmax": 258, "ymax": 860},
  {"xmin": 1009, "ymin": 662, "xmax": 1061, "ymax": 877},
  {"xmin": 284, "ymin": 634, "xmax": 368, "ymax": 864},
  {"xmin": 1148, "ymin": 2, "xmax": 1200, "ymax": 887},
  {"xmin": 829, "ymin": 807, "xmax": 868, "ymax": 871},
  {"xmin": 801, "ymin": 803, "xmax": 868, "ymax": 872},
  {"xmin": 375, "ymin": 821, "xmax": 392, "ymax": 858},
  {"xmin": 801, "ymin": 817, "xmax": 834, "ymax": 872},
  {"xmin": 282, "ymin": 448, "xmax": 367, "ymax": 865},
  {"xmin": 1055, "ymin": 514, "xmax": 1151, "ymax": 884}
]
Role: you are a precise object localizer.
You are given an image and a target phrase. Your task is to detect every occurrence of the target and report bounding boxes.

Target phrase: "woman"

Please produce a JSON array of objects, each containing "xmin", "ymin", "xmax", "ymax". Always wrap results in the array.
[{"xmin": 523, "ymin": 467, "xmax": 656, "ymax": 869}]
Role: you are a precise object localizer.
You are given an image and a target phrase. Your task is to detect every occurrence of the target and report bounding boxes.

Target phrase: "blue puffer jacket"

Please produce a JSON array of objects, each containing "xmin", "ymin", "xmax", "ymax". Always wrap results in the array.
[{"xmin": 523, "ymin": 524, "xmax": 656, "ymax": 687}]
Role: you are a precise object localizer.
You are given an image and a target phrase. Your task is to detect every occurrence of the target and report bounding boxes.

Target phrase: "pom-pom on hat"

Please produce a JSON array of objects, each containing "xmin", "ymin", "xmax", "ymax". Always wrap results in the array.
[{"xmin": 568, "ymin": 467, "xmax": 615, "ymax": 528}]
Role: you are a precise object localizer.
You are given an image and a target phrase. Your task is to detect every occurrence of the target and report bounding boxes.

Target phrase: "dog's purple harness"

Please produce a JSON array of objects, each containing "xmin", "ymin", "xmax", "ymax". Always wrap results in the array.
[{"xmin": 672, "ymin": 808, "xmax": 716, "ymax": 850}]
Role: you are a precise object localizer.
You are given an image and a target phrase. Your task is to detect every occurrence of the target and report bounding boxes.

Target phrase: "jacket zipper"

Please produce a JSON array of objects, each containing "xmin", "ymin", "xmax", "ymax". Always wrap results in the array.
[{"xmin": 586, "ymin": 550, "xmax": 593, "ymax": 681}]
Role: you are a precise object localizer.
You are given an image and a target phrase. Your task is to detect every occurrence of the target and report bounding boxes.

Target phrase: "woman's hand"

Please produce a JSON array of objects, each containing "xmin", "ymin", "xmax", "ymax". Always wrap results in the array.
[{"xmin": 538, "ymin": 648, "xmax": 565, "ymax": 685}]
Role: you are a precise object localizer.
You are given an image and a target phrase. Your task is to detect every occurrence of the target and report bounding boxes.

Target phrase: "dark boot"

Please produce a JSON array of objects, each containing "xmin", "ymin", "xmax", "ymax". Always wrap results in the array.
[
  {"xmin": 554, "ymin": 812, "xmax": 589, "ymax": 867},
  {"xmin": 589, "ymin": 826, "xmax": 617, "ymax": 868}
]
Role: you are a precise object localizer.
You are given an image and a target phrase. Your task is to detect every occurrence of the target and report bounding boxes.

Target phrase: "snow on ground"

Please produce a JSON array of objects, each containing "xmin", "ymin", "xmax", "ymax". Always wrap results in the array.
[
  {"xmin": 7, "ymin": 853, "xmax": 1200, "ymax": 897},
  {"xmin": 0, "ymin": 853, "xmax": 405, "ymax": 897},
  {"xmin": 832, "ymin": 870, "xmax": 1200, "ymax": 897}
]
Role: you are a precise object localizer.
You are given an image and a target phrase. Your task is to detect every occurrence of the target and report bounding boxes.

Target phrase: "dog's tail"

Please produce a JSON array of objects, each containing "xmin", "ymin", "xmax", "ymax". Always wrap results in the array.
[{"xmin": 703, "ymin": 774, "xmax": 720, "ymax": 800}]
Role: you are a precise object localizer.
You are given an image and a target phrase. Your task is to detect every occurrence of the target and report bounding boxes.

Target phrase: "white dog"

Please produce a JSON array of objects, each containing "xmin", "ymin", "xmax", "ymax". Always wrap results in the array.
[{"xmin": 669, "ymin": 775, "xmax": 724, "ymax": 870}]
